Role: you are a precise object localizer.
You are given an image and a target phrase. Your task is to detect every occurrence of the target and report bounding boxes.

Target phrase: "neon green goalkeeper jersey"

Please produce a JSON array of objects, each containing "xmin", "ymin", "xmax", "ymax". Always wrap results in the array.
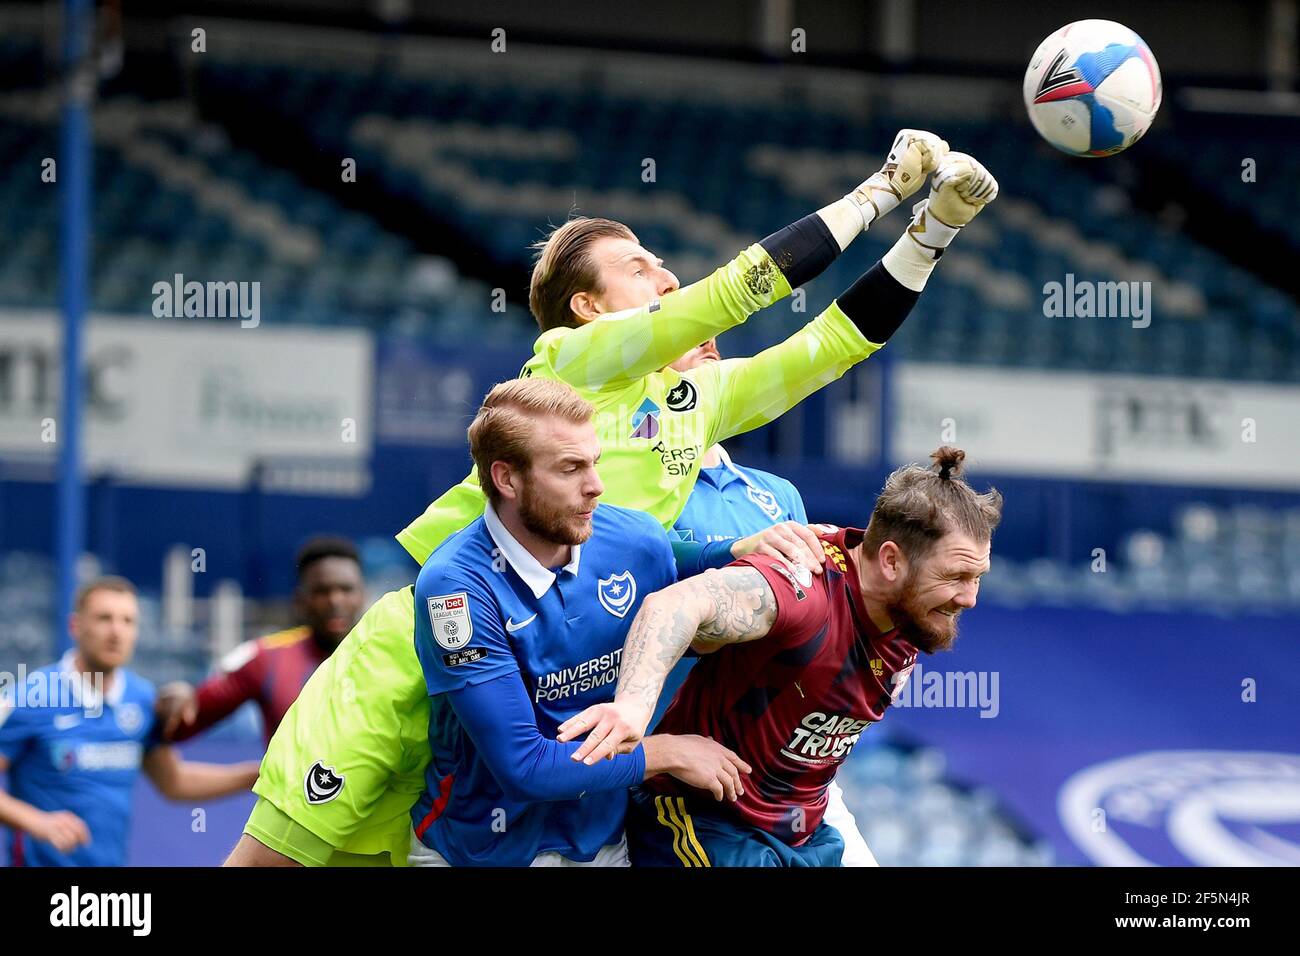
[
  {"xmin": 396, "ymin": 242, "xmax": 878, "ymax": 563},
  {"xmin": 247, "ymin": 242, "xmax": 880, "ymax": 864}
]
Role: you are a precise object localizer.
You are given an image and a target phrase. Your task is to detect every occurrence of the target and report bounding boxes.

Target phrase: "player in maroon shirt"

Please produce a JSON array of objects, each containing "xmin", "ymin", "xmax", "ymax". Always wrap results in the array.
[
  {"xmin": 155, "ymin": 537, "xmax": 366, "ymax": 746},
  {"xmin": 559, "ymin": 446, "xmax": 1002, "ymax": 866}
]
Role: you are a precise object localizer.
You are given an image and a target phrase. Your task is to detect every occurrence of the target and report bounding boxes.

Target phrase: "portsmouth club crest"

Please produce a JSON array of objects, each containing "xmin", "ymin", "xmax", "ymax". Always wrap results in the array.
[
  {"xmin": 746, "ymin": 485, "xmax": 782, "ymax": 520},
  {"xmin": 665, "ymin": 379, "xmax": 698, "ymax": 413},
  {"xmin": 114, "ymin": 702, "xmax": 145, "ymax": 735},
  {"xmin": 598, "ymin": 571, "xmax": 637, "ymax": 618},
  {"xmin": 628, "ymin": 397, "xmax": 661, "ymax": 440},
  {"xmin": 304, "ymin": 760, "xmax": 345, "ymax": 805}
]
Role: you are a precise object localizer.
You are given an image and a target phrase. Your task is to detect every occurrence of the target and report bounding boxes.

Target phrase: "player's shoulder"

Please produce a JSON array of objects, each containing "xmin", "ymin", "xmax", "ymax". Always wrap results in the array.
[
  {"xmin": 745, "ymin": 464, "xmax": 798, "ymax": 493},
  {"xmin": 220, "ymin": 626, "xmax": 306, "ymax": 672},
  {"xmin": 417, "ymin": 517, "xmax": 496, "ymax": 594},
  {"xmin": 258, "ymin": 626, "xmax": 312, "ymax": 653},
  {"xmin": 117, "ymin": 667, "xmax": 158, "ymax": 707},
  {"xmin": 595, "ymin": 503, "xmax": 664, "ymax": 536},
  {"xmin": 593, "ymin": 505, "xmax": 672, "ymax": 557}
]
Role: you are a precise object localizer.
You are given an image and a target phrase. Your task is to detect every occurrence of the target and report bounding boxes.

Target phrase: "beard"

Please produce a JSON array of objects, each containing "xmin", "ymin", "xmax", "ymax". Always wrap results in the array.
[
  {"xmin": 887, "ymin": 573, "xmax": 961, "ymax": 654},
  {"xmin": 518, "ymin": 483, "xmax": 594, "ymax": 546}
]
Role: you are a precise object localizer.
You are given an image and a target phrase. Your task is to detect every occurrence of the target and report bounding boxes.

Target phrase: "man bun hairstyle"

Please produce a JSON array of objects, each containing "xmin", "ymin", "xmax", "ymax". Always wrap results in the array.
[
  {"xmin": 862, "ymin": 446, "xmax": 1003, "ymax": 562},
  {"xmin": 932, "ymin": 445, "xmax": 965, "ymax": 481},
  {"xmin": 468, "ymin": 378, "xmax": 596, "ymax": 505}
]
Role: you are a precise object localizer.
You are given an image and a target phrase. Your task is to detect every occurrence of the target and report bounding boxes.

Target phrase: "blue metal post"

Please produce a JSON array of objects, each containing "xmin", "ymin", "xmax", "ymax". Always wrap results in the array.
[{"xmin": 56, "ymin": 0, "xmax": 93, "ymax": 650}]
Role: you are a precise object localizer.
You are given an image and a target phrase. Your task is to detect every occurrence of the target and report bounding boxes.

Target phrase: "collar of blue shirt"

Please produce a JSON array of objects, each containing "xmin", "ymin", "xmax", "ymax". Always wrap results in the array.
[
  {"xmin": 58, "ymin": 649, "xmax": 127, "ymax": 710},
  {"xmin": 483, "ymin": 502, "xmax": 583, "ymax": 600},
  {"xmin": 709, "ymin": 445, "xmax": 755, "ymax": 491}
]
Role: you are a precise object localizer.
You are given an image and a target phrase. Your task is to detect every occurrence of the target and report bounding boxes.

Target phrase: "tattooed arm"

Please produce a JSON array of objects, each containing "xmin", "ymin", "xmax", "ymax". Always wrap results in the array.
[{"xmin": 556, "ymin": 566, "xmax": 777, "ymax": 764}]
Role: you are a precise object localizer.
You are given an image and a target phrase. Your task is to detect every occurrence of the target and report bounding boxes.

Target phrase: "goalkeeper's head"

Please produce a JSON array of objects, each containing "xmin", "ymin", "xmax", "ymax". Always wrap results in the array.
[{"xmin": 529, "ymin": 216, "xmax": 680, "ymax": 332}]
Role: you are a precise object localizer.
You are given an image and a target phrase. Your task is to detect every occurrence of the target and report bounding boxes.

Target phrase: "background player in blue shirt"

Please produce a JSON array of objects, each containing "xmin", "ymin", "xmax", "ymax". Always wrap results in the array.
[
  {"xmin": 0, "ymin": 576, "xmax": 261, "ymax": 866},
  {"xmin": 671, "ymin": 339, "xmax": 808, "ymax": 543},
  {"xmin": 408, "ymin": 378, "xmax": 824, "ymax": 866}
]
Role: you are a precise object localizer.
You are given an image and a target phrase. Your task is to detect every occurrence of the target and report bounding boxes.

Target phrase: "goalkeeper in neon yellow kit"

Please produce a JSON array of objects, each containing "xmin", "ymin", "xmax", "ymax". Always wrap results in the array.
[{"xmin": 227, "ymin": 137, "xmax": 1000, "ymax": 865}]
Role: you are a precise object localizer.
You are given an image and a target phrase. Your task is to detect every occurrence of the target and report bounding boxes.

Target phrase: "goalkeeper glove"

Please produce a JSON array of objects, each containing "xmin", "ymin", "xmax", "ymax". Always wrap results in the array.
[
  {"xmin": 846, "ymin": 129, "xmax": 949, "ymax": 230},
  {"xmin": 904, "ymin": 151, "xmax": 998, "ymax": 259}
]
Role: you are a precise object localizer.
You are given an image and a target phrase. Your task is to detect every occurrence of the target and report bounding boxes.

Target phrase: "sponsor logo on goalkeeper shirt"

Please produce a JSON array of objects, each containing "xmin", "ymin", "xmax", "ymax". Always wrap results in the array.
[
  {"xmin": 652, "ymin": 440, "xmax": 701, "ymax": 477},
  {"xmin": 628, "ymin": 398, "xmax": 661, "ymax": 440}
]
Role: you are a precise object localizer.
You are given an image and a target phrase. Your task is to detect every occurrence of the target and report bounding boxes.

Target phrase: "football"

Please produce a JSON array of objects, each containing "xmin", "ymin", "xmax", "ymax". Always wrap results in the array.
[{"xmin": 1023, "ymin": 19, "xmax": 1162, "ymax": 157}]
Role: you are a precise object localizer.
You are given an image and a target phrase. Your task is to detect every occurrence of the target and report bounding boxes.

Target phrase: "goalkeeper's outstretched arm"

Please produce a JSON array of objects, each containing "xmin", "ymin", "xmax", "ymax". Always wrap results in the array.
[
  {"xmin": 702, "ymin": 151, "xmax": 999, "ymax": 445},
  {"xmin": 535, "ymin": 129, "xmax": 950, "ymax": 392}
]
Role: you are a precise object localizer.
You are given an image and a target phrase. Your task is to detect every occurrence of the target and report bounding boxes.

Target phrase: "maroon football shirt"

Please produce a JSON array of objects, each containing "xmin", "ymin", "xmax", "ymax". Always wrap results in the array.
[
  {"xmin": 169, "ymin": 626, "xmax": 330, "ymax": 745},
  {"xmin": 650, "ymin": 528, "xmax": 918, "ymax": 845}
]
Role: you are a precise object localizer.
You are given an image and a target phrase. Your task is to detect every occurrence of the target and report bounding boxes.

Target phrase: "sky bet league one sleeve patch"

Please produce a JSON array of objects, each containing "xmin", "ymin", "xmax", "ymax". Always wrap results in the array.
[{"xmin": 427, "ymin": 592, "xmax": 488, "ymax": 667}]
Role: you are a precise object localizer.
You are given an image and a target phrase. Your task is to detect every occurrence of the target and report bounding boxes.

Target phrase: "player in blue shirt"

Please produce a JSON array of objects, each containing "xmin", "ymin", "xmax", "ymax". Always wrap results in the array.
[
  {"xmin": 672, "ymin": 343, "xmax": 808, "ymax": 543},
  {"xmin": 408, "ymin": 378, "xmax": 824, "ymax": 866},
  {"xmin": 674, "ymin": 444, "xmax": 806, "ymax": 541},
  {"xmin": 0, "ymin": 576, "xmax": 261, "ymax": 866}
]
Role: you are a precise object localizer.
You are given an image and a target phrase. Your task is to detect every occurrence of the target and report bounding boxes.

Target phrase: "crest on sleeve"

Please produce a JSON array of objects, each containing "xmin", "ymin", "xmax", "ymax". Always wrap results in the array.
[
  {"xmin": 427, "ymin": 592, "xmax": 473, "ymax": 651},
  {"xmin": 304, "ymin": 761, "xmax": 345, "ymax": 805},
  {"xmin": 770, "ymin": 563, "xmax": 808, "ymax": 601},
  {"xmin": 598, "ymin": 571, "xmax": 637, "ymax": 618}
]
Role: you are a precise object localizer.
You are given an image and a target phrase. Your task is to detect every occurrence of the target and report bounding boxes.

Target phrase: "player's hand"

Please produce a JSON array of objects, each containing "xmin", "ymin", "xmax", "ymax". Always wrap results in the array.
[
  {"xmin": 658, "ymin": 734, "xmax": 752, "ymax": 802},
  {"xmin": 731, "ymin": 520, "xmax": 824, "ymax": 575},
  {"xmin": 925, "ymin": 151, "xmax": 998, "ymax": 227},
  {"xmin": 155, "ymin": 681, "xmax": 199, "ymax": 739},
  {"xmin": 557, "ymin": 700, "xmax": 651, "ymax": 764},
  {"xmin": 29, "ymin": 810, "xmax": 92, "ymax": 853},
  {"xmin": 850, "ymin": 129, "xmax": 949, "ymax": 225}
]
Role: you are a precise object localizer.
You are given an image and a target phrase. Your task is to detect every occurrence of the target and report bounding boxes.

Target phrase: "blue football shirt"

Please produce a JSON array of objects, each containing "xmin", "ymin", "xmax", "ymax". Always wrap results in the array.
[
  {"xmin": 0, "ymin": 654, "xmax": 161, "ymax": 866},
  {"xmin": 411, "ymin": 502, "xmax": 678, "ymax": 866},
  {"xmin": 661, "ymin": 447, "xmax": 810, "ymax": 727},
  {"xmin": 673, "ymin": 447, "xmax": 808, "ymax": 545}
]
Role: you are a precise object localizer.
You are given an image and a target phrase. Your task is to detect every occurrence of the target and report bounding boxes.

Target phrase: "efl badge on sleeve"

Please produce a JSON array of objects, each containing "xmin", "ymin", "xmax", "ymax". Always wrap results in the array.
[{"xmin": 427, "ymin": 592, "xmax": 473, "ymax": 651}]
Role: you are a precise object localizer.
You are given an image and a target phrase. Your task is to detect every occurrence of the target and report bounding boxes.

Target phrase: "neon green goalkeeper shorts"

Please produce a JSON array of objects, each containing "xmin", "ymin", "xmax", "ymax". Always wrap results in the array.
[{"xmin": 246, "ymin": 586, "xmax": 430, "ymax": 866}]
